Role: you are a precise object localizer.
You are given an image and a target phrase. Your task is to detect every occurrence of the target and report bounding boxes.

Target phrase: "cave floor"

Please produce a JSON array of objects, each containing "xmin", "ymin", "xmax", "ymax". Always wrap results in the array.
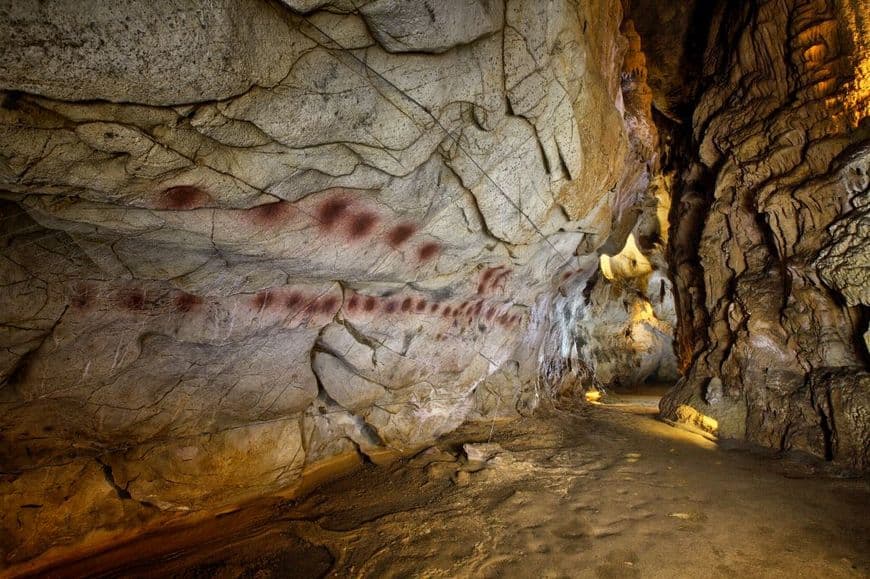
[{"xmin": 25, "ymin": 403, "xmax": 870, "ymax": 579}]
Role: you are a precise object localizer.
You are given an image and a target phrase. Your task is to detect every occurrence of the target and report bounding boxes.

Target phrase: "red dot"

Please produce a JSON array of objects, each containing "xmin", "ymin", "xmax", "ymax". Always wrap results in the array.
[
  {"xmin": 384, "ymin": 301, "xmax": 397, "ymax": 313},
  {"xmin": 430, "ymin": 303, "xmax": 440, "ymax": 313},
  {"xmin": 118, "ymin": 289, "xmax": 147, "ymax": 311},
  {"xmin": 348, "ymin": 212, "xmax": 378, "ymax": 239},
  {"xmin": 348, "ymin": 295, "xmax": 359, "ymax": 310},
  {"xmin": 387, "ymin": 223, "xmax": 417, "ymax": 248},
  {"xmin": 159, "ymin": 186, "xmax": 212, "ymax": 210},
  {"xmin": 401, "ymin": 298, "xmax": 413, "ymax": 312},
  {"xmin": 174, "ymin": 292, "xmax": 202, "ymax": 313},
  {"xmin": 318, "ymin": 198, "xmax": 351, "ymax": 229},
  {"xmin": 253, "ymin": 290, "xmax": 274, "ymax": 310},
  {"xmin": 417, "ymin": 242, "xmax": 440, "ymax": 262},
  {"xmin": 70, "ymin": 283, "xmax": 92, "ymax": 309},
  {"xmin": 248, "ymin": 202, "xmax": 294, "ymax": 227},
  {"xmin": 286, "ymin": 293, "xmax": 302, "ymax": 309},
  {"xmin": 416, "ymin": 300, "xmax": 427, "ymax": 312},
  {"xmin": 364, "ymin": 297, "xmax": 377, "ymax": 312}
]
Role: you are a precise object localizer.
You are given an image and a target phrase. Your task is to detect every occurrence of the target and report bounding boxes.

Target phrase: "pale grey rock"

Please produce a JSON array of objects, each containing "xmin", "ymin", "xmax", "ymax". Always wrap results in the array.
[
  {"xmin": 313, "ymin": 350, "xmax": 386, "ymax": 412},
  {"xmin": 306, "ymin": 11, "xmax": 375, "ymax": 49},
  {"xmin": 463, "ymin": 442, "xmax": 503, "ymax": 462},
  {"xmin": 0, "ymin": 0, "xmax": 645, "ymax": 563},
  {"xmin": 446, "ymin": 115, "xmax": 555, "ymax": 244},
  {"xmin": 220, "ymin": 47, "xmax": 427, "ymax": 151},
  {"xmin": 704, "ymin": 377, "xmax": 723, "ymax": 405},
  {"xmin": 359, "ymin": 0, "xmax": 504, "ymax": 54},
  {"xmin": 0, "ymin": 0, "xmax": 304, "ymax": 105}
]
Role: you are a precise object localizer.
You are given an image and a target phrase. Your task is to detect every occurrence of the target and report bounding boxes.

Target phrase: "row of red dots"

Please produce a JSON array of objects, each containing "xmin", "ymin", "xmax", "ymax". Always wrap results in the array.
[
  {"xmin": 345, "ymin": 293, "xmax": 522, "ymax": 327},
  {"xmin": 155, "ymin": 187, "xmax": 443, "ymax": 263},
  {"xmin": 70, "ymin": 284, "xmax": 522, "ymax": 327}
]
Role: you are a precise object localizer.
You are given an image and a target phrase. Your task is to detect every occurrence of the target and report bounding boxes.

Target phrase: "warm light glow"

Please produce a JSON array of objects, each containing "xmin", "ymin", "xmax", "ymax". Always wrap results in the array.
[
  {"xmin": 675, "ymin": 404, "xmax": 719, "ymax": 435},
  {"xmin": 585, "ymin": 389, "xmax": 602, "ymax": 403},
  {"xmin": 630, "ymin": 299, "xmax": 655, "ymax": 323},
  {"xmin": 841, "ymin": 0, "xmax": 870, "ymax": 127},
  {"xmin": 599, "ymin": 234, "xmax": 653, "ymax": 285},
  {"xmin": 653, "ymin": 174, "xmax": 671, "ymax": 245}
]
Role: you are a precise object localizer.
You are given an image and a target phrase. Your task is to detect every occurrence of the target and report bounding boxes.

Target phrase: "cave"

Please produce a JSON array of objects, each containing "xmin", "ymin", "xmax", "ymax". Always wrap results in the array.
[{"xmin": 0, "ymin": 0, "xmax": 868, "ymax": 576}]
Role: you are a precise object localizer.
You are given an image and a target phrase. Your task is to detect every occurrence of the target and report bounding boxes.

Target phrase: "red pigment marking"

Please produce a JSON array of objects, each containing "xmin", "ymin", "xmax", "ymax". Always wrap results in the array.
[
  {"xmin": 348, "ymin": 212, "xmax": 378, "ymax": 239},
  {"xmin": 286, "ymin": 293, "xmax": 303, "ymax": 309},
  {"xmin": 417, "ymin": 242, "xmax": 440, "ymax": 262},
  {"xmin": 442, "ymin": 306, "xmax": 453, "ymax": 317},
  {"xmin": 252, "ymin": 291, "xmax": 274, "ymax": 310},
  {"xmin": 384, "ymin": 301, "xmax": 397, "ymax": 314},
  {"xmin": 120, "ymin": 289, "xmax": 146, "ymax": 311},
  {"xmin": 317, "ymin": 198, "xmax": 351, "ymax": 229},
  {"xmin": 401, "ymin": 298, "xmax": 413, "ymax": 312},
  {"xmin": 486, "ymin": 308, "xmax": 495, "ymax": 320},
  {"xmin": 320, "ymin": 296, "xmax": 339, "ymax": 313},
  {"xmin": 430, "ymin": 303, "xmax": 439, "ymax": 313},
  {"xmin": 477, "ymin": 283, "xmax": 485, "ymax": 294},
  {"xmin": 364, "ymin": 297, "xmax": 377, "ymax": 312},
  {"xmin": 416, "ymin": 300, "xmax": 427, "ymax": 312},
  {"xmin": 473, "ymin": 301, "xmax": 484, "ymax": 315},
  {"xmin": 159, "ymin": 186, "xmax": 212, "ymax": 210},
  {"xmin": 387, "ymin": 223, "xmax": 417, "ymax": 248},
  {"xmin": 348, "ymin": 295, "xmax": 360, "ymax": 311},
  {"xmin": 562, "ymin": 271, "xmax": 572, "ymax": 280},
  {"xmin": 69, "ymin": 284, "xmax": 92, "ymax": 309},
  {"xmin": 174, "ymin": 292, "xmax": 203, "ymax": 313},
  {"xmin": 248, "ymin": 201, "xmax": 294, "ymax": 227}
]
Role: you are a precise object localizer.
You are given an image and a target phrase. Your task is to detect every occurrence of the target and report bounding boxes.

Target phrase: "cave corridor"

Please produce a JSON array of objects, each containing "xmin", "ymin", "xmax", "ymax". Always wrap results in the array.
[{"xmin": 0, "ymin": 0, "xmax": 868, "ymax": 577}]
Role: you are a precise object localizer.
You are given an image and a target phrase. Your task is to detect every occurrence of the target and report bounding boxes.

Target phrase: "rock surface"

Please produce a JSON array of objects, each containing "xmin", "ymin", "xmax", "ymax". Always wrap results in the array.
[
  {"xmin": 0, "ymin": 0, "xmax": 652, "ymax": 565},
  {"xmin": 1, "ymin": 0, "xmax": 866, "ymax": 568},
  {"xmin": 660, "ymin": 0, "xmax": 870, "ymax": 470}
]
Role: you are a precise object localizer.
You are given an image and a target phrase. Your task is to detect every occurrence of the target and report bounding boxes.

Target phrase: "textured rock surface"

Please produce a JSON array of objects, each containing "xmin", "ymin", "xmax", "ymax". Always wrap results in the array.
[
  {"xmin": 660, "ymin": 0, "xmax": 870, "ymax": 469},
  {"xmin": 0, "ymin": 0, "xmax": 650, "ymax": 565},
  {"xmin": 3, "ymin": 0, "xmax": 866, "ymax": 568}
]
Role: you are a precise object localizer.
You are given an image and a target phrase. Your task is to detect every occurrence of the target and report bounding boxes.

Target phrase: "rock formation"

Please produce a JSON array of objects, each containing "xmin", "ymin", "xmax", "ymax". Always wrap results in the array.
[
  {"xmin": 0, "ymin": 0, "xmax": 662, "ymax": 563},
  {"xmin": 659, "ymin": 0, "xmax": 870, "ymax": 471},
  {"xmin": 0, "ymin": 0, "xmax": 866, "ymax": 568}
]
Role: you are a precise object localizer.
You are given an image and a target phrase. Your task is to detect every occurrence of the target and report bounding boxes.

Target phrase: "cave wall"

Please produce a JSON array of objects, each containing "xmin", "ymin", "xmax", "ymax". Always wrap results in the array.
[
  {"xmin": 0, "ymin": 0, "xmax": 654, "ymax": 563},
  {"xmin": 660, "ymin": 0, "xmax": 870, "ymax": 470}
]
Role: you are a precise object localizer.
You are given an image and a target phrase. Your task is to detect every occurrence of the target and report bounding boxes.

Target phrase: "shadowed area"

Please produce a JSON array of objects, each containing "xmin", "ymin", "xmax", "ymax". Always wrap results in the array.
[{"xmin": 17, "ymin": 403, "xmax": 869, "ymax": 578}]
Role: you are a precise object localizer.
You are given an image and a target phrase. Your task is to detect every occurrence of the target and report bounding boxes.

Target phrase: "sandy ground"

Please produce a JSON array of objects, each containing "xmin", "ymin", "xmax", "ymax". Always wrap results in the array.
[{"xmin": 17, "ymin": 394, "xmax": 870, "ymax": 579}]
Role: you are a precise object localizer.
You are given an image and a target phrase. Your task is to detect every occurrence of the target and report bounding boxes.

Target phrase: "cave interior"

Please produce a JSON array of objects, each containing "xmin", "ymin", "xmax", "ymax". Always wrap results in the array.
[{"xmin": 0, "ymin": 0, "xmax": 868, "ymax": 576}]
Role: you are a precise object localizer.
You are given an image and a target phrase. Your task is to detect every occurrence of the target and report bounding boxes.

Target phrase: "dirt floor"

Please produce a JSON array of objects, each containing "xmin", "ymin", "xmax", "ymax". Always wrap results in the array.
[{"xmin": 14, "ymin": 392, "xmax": 870, "ymax": 579}]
